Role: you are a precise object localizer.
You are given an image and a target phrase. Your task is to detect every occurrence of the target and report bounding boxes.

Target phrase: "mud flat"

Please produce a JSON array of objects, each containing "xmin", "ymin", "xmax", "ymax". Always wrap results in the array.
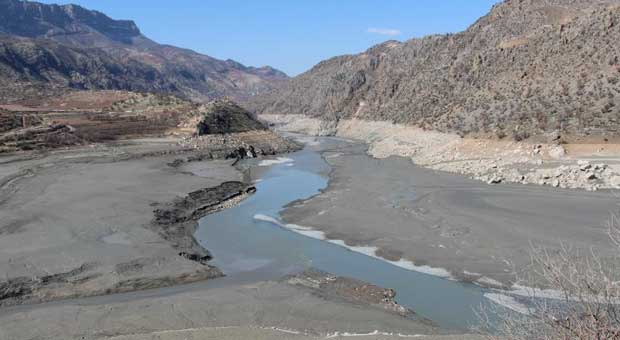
[
  {"xmin": 0, "ymin": 138, "xmax": 255, "ymax": 306},
  {"xmin": 0, "ymin": 136, "xmax": 468, "ymax": 340},
  {"xmin": 97, "ymin": 329, "xmax": 481, "ymax": 340},
  {"xmin": 279, "ymin": 140, "xmax": 620, "ymax": 287},
  {"xmin": 0, "ymin": 270, "xmax": 470, "ymax": 340}
]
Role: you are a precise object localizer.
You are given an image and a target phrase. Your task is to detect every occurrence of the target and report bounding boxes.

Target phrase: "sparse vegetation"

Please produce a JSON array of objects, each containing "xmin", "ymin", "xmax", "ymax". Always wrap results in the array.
[
  {"xmin": 480, "ymin": 212, "xmax": 620, "ymax": 339},
  {"xmin": 0, "ymin": 0, "xmax": 287, "ymax": 104},
  {"xmin": 252, "ymin": 0, "xmax": 620, "ymax": 141}
]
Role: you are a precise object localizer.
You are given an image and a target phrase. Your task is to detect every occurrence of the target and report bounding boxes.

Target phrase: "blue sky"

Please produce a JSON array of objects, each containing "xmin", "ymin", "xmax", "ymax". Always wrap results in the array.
[{"xmin": 37, "ymin": 0, "xmax": 499, "ymax": 76}]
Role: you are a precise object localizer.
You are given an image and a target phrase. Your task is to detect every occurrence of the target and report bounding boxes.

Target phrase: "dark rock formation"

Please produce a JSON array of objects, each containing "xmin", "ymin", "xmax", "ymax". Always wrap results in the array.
[
  {"xmin": 154, "ymin": 182, "xmax": 256, "ymax": 226},
  {"xmin": 252, "ymin": 0, "xmax": 620, "ymax": 140},
  {"xmin": 197, "ymin": 99, "xmax": 267, "ymax": 135},
  {"xmin": 152, "ymin": 181, "xmax": 256, "ymax": 265},
  {"xmin": 153, "ymin": 181, "xmax": 255, "ymax": 226},
  {"xmin": 0, "ymin": 263, "xmax": 98, "ymax": 306}
]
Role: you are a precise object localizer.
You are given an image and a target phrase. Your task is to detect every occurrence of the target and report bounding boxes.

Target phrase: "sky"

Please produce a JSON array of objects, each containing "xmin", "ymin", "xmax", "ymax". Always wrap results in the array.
[{"xmin": 36, "ymin": 0, "xmax": 500, "ymax": 76}]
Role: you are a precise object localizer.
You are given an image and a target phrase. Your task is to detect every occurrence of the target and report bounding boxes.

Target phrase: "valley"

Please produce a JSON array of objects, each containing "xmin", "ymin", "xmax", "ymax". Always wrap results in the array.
[{"xmin": 2, "ymin": 0, "xmax": 620, "ymax": 339}]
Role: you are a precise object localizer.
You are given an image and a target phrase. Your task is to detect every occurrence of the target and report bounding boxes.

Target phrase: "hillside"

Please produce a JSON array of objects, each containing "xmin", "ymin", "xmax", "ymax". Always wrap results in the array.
[
  {"xmin": 252, "ymin": 0, "xmax": 620, "ymax": 140},
  {"xmin": 0, "ymin": 0, "xmax": 288, "ymax": 103},
  {"xmin": 0, "ymin": 90, "xmax": 301, "ymax": 155}
]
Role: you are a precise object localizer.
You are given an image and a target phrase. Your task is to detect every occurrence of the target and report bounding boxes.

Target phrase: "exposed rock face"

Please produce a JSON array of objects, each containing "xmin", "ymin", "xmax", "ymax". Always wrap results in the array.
[
  {"xmin": 177, "ymin": 130, "xmax": 302, "ymax": 160},
  {"xmin": 253, "ymin": 0, "xmax": 620, "ymax": 140},
  {"xmin": 0, "ymin": 0, "xmax": 141, "ymax": 44},
  {"xmin": 196, "ymin": 99, "xmax": 267, "ymax": 135},
  {"xmin": 153, "ymin": 181, "xmax": 256, "ymax": 227},
  {"xmin": 172, "ymin": 98, "xmax": 301, "ymax": 158},
  {"xmin": 152, "ymin": 181, "xmax": 256, "ymax": 265},
  {"xmin": 0, "ymin": 0, "xmax": 288, "ymax": 103}
]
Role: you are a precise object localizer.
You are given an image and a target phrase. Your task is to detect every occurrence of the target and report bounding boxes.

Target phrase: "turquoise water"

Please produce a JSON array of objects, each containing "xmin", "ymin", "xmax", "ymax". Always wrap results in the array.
[{"xmin": 196, "ymin": 138, "xmax": 494, "ymax": 331}]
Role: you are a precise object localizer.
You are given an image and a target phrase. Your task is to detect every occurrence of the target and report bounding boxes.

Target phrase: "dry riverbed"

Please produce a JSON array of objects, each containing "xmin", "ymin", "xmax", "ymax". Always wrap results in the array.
[
  {"xmin": 0, "ymin": 136, "xmax": 465, "ymax": 340},
  {"xmin": 0, "ymin": 138, "xmax": 244, "ymax": 306},
  {"xmin": 0, "ymin": 269, "xmax": 476, "ymax": 340},
  {"xmin": 280, "ymin": 140, "xmax": 620, "ymax": 287}
]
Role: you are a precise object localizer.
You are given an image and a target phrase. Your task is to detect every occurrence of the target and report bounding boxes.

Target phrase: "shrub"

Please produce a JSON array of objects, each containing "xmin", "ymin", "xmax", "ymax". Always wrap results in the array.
[{"xmin": 480, "ymin": 213, "xmax": 620, "ymax": 340}]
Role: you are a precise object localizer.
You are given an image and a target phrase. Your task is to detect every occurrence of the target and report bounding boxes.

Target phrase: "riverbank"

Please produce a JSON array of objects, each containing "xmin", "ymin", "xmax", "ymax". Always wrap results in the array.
[
  {"xmin": 0, "ymin": 269, "xmax": 464, "ymax": 340},
  {"xmin": 260, "ymin": 114, "xmax": 620, "ymax": 191},
  {"xmin": 0, "ymin": 119, "xmax": 303, "ymax": 305},
  {"xmin": 0, "ymin": 136, "xmax": 468, "ymax": 339},
  {"xmin": 95, "ymin": 328, "xmax": 482, "ymax": 340},
  {"xmin": 279, "ymin": 139, "xmax": 620, "ymax": 288},
  {"xmin": 0, "ymin": 138, "xmax": 244, "ymax": 306}
]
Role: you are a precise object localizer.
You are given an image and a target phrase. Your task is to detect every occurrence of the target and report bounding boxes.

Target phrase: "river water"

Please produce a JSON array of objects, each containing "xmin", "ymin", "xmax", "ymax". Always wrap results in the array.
[{"xmin": 196, "ymin": 137, "xmax": 495, "ymax": 331}]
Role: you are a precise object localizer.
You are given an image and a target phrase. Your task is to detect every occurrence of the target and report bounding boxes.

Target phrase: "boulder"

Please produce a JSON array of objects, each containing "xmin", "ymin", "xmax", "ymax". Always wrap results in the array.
[
  {"xmin": 487, "ymin": 176, "xmax": 503, "ymax": 185},
  {"xmin": 578, "ymin": 160, "xmax": 592, "ymax": 171},
  {"xmin": 611, "ymin": 176, "xmax": 620, "ymax": 188},
  {"xmin": 548, "ymin": 145, "xmax": 566, "ymax": 159}
]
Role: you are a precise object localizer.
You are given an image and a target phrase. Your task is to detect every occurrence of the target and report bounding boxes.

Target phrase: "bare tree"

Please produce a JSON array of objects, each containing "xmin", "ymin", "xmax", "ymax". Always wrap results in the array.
[{"xmin": 480, "ymin": 212, "xmax": 620, "ymax": 339}]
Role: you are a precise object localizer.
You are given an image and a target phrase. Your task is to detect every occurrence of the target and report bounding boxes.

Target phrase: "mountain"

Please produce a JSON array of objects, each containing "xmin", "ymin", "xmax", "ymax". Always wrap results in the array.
[
  {"xmin": 252, "ymin": 0, "xmax": 620, "ymax": 140},
  {"xmin": 0, "ymin": 0, "xmax": 288, "ymax": 103}
]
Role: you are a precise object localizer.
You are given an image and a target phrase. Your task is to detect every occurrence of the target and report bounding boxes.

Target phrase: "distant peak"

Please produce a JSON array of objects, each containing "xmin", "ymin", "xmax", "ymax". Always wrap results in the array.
[
  {"xmin": 249, "ymin": 65, "xmax": 289, "ymax": 79},
  {"xmin": 0, "ymin": 0, "xmax": 142, "ymax": 43}
]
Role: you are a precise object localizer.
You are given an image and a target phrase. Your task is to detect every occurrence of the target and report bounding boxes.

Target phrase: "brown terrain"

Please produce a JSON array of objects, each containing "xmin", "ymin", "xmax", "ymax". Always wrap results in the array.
[
  {"xmin": 0, "ymin": 0, "xmax": 288, "ymax": 104},
  {"xmin": 0, "ymin": 90, "xmax": 298, "ymax": 154}
]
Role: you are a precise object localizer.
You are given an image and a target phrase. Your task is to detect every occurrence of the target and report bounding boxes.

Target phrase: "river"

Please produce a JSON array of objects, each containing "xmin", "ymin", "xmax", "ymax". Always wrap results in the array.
[{"xmin": 196, "ymin": 136, "xmax": 499, "ymax": 331}]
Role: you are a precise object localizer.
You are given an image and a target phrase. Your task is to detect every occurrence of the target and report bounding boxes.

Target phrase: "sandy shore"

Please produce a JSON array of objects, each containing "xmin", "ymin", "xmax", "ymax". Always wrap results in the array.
[{"xmin": 280, "ymin": 141, "xmax": 620, "ymax": 287}]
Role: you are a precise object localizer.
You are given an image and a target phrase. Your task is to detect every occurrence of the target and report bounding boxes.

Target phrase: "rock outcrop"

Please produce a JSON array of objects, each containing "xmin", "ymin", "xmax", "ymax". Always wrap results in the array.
[
  {"xmin": 196, "ymin": 99, "xmax": 268, "ymax": 135},
  {"xmin": 153, "ymin": 181, "xmax": 256, "ymax": 265}
]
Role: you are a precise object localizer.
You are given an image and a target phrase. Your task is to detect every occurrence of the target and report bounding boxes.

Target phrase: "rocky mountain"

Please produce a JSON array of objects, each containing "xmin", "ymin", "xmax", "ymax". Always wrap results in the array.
[
  {"xmin": 252, "ymin": 0, "xmax": 620, "ymax": 140},
  {"xmin": 0, "ymin": 0, "xmax": 288, "ymax": 103}
]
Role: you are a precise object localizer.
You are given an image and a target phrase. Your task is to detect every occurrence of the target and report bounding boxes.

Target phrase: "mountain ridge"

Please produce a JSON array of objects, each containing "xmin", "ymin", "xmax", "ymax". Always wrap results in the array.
[
  {"xmin": 0, "ymin": 0, "xmax": 288, "ymax": 103},
  {"xmin": 251, "ymin": 0, "xmax": 620, "ymax": 140}
]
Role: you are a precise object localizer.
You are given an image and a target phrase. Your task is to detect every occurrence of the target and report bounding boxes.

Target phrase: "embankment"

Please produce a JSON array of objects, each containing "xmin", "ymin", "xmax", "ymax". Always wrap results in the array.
[{"xmin": 260, "ymin": 114, "xmax": 620, "ymax": 191}]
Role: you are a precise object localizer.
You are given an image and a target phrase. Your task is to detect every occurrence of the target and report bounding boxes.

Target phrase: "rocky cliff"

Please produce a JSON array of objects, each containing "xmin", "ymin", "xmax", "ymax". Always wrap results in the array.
[
  {"xmin": 252, "ymin": 0, "xmax": 620, "ymax": 140},
  {"xmin": 0, "ymin": 0, "xmax": 288, "ymax": 103}
]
